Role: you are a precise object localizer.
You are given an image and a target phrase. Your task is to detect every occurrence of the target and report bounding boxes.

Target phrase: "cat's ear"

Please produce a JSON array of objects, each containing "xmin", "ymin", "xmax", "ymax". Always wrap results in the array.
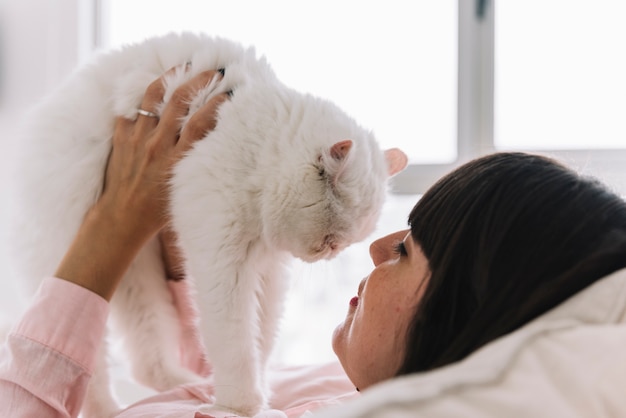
[
  {"xmin": 330, "ymin": 140, "xmax": 353, "ymax": 161},
  {"xmin": 323, "ymin": 140, "xmax": 353, "ymax": 187},
  {"xmin": 384, "ymin": 148, "xmax": 408, "ymax": 177}
]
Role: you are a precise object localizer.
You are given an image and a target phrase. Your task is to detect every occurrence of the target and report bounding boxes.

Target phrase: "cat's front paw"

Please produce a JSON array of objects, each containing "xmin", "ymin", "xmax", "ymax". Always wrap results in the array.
[{"xmin": 209, "ymin": 389, "xmax": 266, "ymax": 418}]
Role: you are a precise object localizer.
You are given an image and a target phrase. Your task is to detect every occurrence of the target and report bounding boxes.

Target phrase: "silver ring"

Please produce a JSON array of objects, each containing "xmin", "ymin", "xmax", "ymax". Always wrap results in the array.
[{"xmin": 137, "ymin": 108, "xmax": 159, "ymax": 118}]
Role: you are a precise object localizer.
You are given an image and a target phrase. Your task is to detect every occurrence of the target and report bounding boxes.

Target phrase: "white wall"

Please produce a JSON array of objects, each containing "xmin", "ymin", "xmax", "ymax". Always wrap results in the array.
[{"xmin": 0, "ymin": 0, "xmax": 93, "ymax": 315}]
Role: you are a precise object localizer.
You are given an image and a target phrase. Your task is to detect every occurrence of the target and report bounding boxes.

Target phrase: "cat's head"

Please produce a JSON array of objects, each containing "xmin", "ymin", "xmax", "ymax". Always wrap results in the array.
[{"xmin": 260, "ymin": 94, "xmax": 408, "ymax": 262}]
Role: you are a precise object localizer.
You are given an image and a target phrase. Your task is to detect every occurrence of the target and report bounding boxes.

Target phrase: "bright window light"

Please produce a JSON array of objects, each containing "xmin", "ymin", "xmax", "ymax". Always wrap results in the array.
[
  {"xmin": 495, "ymin": 0, "xmax": 626, "ymax": 150},
  {"xmin": 101, "ymin": 0, "xmax": 457, "ymax": 164}
]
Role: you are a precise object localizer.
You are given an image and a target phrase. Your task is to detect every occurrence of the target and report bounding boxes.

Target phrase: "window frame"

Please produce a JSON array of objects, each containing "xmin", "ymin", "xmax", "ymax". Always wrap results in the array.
[
  {"xmin": 393, "ymin": 0, "xmax": 626, "ymax": 195},
  {"xmin": 392, "ymin": 0, "xmax": 496, "ymax": 193}
]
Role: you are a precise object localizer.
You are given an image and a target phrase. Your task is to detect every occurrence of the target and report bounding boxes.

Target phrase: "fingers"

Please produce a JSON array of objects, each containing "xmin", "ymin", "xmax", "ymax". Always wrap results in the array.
[
  {"xmin": 158, "ymin": 69, "xmax": 224, "ymax": 139},
  {"xmin": 178, "ymin": 91, "xmax": 230, "ymax": 153},
  {"xmin": 141, "ymin": 76, "xmax": 167, "ymax": 111},
  {"xmin": 112, "ymin": 116, "xmax": 134, "ymax": 146},
  {"xmin": 136, "ymin": 75, "xmax": 167, "ymax": 130},
  {"xmin": 135, "ymin": 63, "xmax": 192, "ymax": 130},
  {"xmin": 125, "ymin": 66, "xmax": 228, "ymax": 168}
]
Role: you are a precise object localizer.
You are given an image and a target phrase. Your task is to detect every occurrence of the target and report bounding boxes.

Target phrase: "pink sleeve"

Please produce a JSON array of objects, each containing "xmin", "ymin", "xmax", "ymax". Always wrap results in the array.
[{"xmin": 0, "ymin": 277, "xmax": 109, "ymax": 418}]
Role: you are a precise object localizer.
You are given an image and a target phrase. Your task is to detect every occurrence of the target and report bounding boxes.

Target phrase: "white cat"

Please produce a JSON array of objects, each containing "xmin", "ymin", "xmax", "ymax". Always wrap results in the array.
[{"xmin": 8, "ymin": 32, "xmax": 407, "ymax": 417}]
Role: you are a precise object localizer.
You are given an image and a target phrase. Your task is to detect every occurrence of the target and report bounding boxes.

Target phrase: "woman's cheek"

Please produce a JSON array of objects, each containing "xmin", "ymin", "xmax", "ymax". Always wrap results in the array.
[
  {"xmin": 331, "ymin": 324, "xmax": 343, "ymax": 357},
  {"xmin": 332, "ymin": 308, "xmax": 352, "ymax": 357}
]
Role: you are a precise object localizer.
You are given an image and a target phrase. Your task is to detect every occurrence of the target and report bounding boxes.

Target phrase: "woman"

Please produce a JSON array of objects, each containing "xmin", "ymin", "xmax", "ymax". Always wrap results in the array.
[
  {"xmin": 324, "ymin": 153, "xmax": 626, "ymax": 416},
  {"xmin": 333, "ymin": 152, "xmax": 626, "ymax": 395},
  {"xmin": 1, "ymin": 66, "xmax": 625, "ymax": 417}
]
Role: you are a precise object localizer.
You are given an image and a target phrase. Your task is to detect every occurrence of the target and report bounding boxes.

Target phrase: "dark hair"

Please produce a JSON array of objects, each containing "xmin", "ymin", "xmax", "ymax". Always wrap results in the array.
[{"xmin": 398, "ymin": 152, "xmax": 626, "ymax": 374}]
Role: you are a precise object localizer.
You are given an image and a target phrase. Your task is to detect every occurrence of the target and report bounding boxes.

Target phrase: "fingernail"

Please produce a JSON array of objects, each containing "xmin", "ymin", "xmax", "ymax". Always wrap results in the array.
[{"xmin": 218, "ymin": 68, "xmax": 225, "ymax": 76}]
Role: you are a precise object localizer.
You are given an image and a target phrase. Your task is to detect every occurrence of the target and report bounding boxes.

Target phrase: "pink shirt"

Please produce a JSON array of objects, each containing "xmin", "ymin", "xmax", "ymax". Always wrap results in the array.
[{"xmin": 0, "ymin": 277, "xmax": 358, "ymax": 417}]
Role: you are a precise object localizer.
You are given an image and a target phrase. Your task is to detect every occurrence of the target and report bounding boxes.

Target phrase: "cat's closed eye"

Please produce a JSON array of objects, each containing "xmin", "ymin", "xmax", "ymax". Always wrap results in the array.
[{"xmin": 315, "ymin": 155, "xmax": 326, "ymax": 177}]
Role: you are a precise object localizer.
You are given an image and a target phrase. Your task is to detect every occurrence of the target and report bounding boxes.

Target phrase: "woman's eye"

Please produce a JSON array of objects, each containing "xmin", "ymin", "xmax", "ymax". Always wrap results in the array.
[{"xmin": 393, "ymin": 242, "xmax": 408, "ymax": 256}]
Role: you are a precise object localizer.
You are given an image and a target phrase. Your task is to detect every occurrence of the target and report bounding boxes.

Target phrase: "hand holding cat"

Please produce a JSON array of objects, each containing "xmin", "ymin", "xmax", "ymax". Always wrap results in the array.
[
  {"xmin": 102, "ymin": 67, "xmax": 228, "ymax": 239},
  {"xmin": 54, "ymin": 68, "xmax": 229, "ymax": 301}
]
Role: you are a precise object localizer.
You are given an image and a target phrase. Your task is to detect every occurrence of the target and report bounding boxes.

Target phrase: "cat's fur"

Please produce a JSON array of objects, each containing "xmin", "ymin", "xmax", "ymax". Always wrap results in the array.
[{"xmin": 8, "ymin": 32, "xmax": 407, "ymax": 417}]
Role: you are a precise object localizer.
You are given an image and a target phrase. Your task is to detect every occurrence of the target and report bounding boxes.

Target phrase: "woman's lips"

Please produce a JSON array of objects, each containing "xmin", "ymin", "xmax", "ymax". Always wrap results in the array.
[{"xmin": 349, "ymin": 276, "xmax": 367, "ymax": 307}]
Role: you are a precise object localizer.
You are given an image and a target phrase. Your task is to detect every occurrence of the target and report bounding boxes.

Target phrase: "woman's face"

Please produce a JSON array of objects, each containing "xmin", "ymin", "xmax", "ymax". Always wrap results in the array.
[{"xmin": 332, "ymin": 229, "xmax": 431, "ymax": 390}]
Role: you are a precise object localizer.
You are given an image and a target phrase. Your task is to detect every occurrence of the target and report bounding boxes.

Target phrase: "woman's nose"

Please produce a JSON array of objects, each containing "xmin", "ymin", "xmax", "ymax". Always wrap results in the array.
[
  {"xmin": 369, "ymin": 237, "xmax": 387, "ymax": 266},
  {"xmin": 369, "ymin": 230, "xmax": 409, "ymax": 266}
]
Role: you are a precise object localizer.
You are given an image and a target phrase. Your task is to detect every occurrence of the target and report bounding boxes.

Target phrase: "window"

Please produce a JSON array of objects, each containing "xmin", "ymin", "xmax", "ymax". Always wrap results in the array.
[
  {"xmin": 495, "ymin": 0, "xmax": 626, "ymax": 150},
  {"xmin": 491, "ymin": 0, "xmax": 626, "ymax": 196},
  {"xmin": 100, "ymin": 0, "xmax": 458, "ymax": 166}
]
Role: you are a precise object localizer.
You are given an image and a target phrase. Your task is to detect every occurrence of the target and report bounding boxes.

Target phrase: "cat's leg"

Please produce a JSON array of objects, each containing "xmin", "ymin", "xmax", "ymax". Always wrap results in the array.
[
  {"xmin": 256, "ymin": 260, "xmax": 291, "ymax": 398},
  {"xmin": 81, "ymin": 337, "xmax": 121, "ymax": 418},
  {"xmin": 191, "ymin": 245, "xmax": 269, "ymax": 416},
  {"xmin": 109, "ymin": 238, "xmax": 202, "ymax": 392}
]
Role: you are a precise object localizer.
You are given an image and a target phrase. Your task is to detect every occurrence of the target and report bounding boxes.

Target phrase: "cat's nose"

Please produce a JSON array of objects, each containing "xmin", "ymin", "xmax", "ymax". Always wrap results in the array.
[{"xmin": 307, "ymin": 234, "xmax": 341, "ymax": 261}]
